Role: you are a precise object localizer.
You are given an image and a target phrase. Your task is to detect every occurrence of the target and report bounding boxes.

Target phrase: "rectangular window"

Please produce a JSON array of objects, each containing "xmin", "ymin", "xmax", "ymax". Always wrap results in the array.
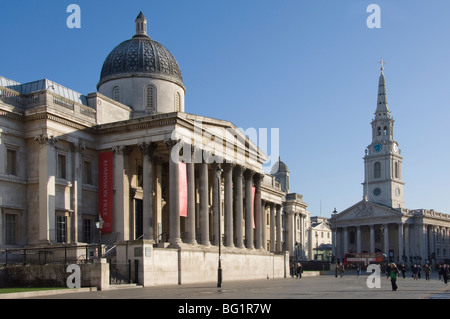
[
  {"xmin": 5, "ymin": 214, "xmax": 17, "ymax": 245},
  {"xmin": 83, "ymin": 218, "xmax": 93, "ymax": 243},
  {"xmin": 56, "ymin": 215, "xmax": 67, "ymax": 243},
  {"xmin": 6, "ymin": 149, "xmax": 17, "ymax": 176},
  {"xmin": 57, "ymin": 154, "xmax": 67, "ymax": 179},
  {"xmin": 83, "ymin": 161, "xmax": 93, "ymax": 185}
]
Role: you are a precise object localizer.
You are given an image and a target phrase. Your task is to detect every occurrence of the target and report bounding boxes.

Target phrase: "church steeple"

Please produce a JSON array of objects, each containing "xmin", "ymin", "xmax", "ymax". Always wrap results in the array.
[{"xmin": 363, "ymin": 60, "xmax": 405, "ymax": 209}]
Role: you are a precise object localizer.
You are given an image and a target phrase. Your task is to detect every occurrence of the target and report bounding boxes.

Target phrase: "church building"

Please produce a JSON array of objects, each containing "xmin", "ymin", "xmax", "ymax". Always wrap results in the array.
[
  {"xmin": 0, "ymin": 12, "xmax": 310, "ymax": 285},
  {"xmin": 331, "ymin": 62, "xmax": 450, "ymax": 266}
]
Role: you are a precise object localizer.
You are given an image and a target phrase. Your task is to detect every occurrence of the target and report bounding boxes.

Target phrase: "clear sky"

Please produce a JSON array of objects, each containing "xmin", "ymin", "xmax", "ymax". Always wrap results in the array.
[{"xmin": 1, "ymin": 1, "xmax": 450, "ymax": 218}]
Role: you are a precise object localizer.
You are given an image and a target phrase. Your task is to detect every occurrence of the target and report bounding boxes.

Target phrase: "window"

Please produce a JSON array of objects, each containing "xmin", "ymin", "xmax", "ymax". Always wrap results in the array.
[
  {"xmin": 112, "ymin": 86, "xmax": 120, "ymax": 102},
  {"xmin": 83, "ymin": 218, "xmax": 93, "ymax": 243},
  {"xmin": 377, "ymin": 127, "xmax": 381, "ymax": 136},
  {"xmin": 137, "ymin": 165, "xmax": 143, "ymax": 188},
  {"xmin": 56, "ymin": 215, "xmax": 67, "ymax": 243},
  {"xmin": 374, "ymin": 162, "xmax": 381, "ymax": 179},
  {"xmin": 6, "ymin": 149, "xmax": 17, "ymax": 176},
  {"xmin": 5, "ymin": 214, "xmax": 17, "ymax": 245},
  {"xmin": 175, "ymin": 92, "xmax": 180, "ymax": 112},
  {"xmin": 394, "ymin": 162, "xmax": 399, "ymax": 179},
  {"xmin": 145, "ymin": 85, "xmax": 155, "ymax": 110},
  {"xmin": 383, "ymin": 126, "xmax": 388, "ymax": 136},
  {"xmin": 83, "ymin": 161, "xmax": 93, "ymax": 185},
  {"xmin": 57, "ymin": 154, "xmax": 67, "ymax": 179}
]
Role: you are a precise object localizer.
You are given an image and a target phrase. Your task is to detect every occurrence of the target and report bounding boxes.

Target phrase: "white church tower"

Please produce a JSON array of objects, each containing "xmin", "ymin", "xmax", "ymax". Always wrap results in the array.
[{"xmin": 363, "ymin": 60, "xmax": 405, "ymax": 209}]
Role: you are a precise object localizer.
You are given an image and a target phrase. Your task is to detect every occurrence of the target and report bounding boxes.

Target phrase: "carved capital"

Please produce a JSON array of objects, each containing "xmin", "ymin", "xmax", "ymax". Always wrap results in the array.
[
  {"xmin": 138, "ymin": 142, "xmax": 157, "ymax": 158},
  {"xmin": 112, "ymin": 145, "xmax": 129, "ymax": 155},
  {"xmin": 34, "ymin": 134, "xmax": 59, "ymax": 146},
  {"xmin": 72, "ymin": 142, "xmax": 86, "ymax": 153}
]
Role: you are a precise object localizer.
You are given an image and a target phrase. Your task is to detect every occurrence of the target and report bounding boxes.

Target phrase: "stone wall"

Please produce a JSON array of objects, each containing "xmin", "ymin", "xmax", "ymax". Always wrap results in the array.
[{"xmin": 116, "ymin": 240, "xmax": 289, "ymax": 287}]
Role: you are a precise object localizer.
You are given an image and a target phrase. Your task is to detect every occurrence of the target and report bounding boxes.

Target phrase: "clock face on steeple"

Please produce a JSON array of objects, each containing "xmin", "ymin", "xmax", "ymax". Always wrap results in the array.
[{"xmin": 373, "ymin": 143, "xmax": 382, "ymax": 153}]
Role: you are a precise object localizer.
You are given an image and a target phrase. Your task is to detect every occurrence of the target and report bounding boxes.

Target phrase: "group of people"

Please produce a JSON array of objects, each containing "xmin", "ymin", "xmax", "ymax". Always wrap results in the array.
[
  {"xmin": 290, "ymin": 262, "xmax": 304, "ymax": 279},
  {"xmin": 385, "ymin": 263, "xmax": 449, "ymax": 291}
]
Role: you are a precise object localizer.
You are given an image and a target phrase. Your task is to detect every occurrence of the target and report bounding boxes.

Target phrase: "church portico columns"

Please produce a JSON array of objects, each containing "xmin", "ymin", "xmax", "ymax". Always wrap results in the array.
[
  {"xmin": 253, "ymin": 173, "xmax": 263, "ymax": 250},
  {"xmin": 199, "ymin": 160, "xmax": 210, "ymax": 246},
  {"xmin": 398, "ymin": 222, "xmax": 404, "ymax": 263},
  {"xmin": 112, "ymin": 145, "xmax": 130, "ymax": 242},
  {"xmin": 370, "ymin": 225, "xmax": 375, "ymax": 253},
  {"xmin": 165, "ymin": 140, "xmax": 182, "ymax": 247}
]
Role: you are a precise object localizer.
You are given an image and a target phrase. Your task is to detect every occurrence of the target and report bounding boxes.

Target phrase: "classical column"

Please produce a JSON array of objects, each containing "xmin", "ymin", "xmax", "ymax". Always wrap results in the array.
[
  {"xmin": 112, "ymin": 145, "xmax": 130, "ymax": 241},
  {"xmin": 139, "ymin": 142, "xmax": 157, "ymax": 242},
  {"xmin": 72, "ymin": 142, "xmax": 85, "ymax": 243},
  {"xmin": 154, "ymin": 159, "xmax": 163, "ymax": 243},
  {"xmin": 244, "ymin": 169, "xmax": 254, "ymax": 249},
  {"xmin": 233, "ymin": 165, "xmax": 244, "ymax": 248},
  {"xmin": 398, "ymin": 222, "xmax": 404, "ymax": 262},
  {"xmin": 223, "ymin": 163, "xmax": 234, "ymax": 247},
  {"xmin": 199, "ymin": 161, "xmax": 210, "ymax": 246},
  {"xmin": 286, "ymin": 211, "xmax": 294, "ymax": 255},
  {"xmin": 269, "ymin": 203, "xmax": 275, "ymax": 252},
  {"xmin": 185, "ymin": 146, "xmax": 197, "ymax": 245},
  {"xmin": 420, "ymin": 224, "xmax": 428, "ymax": 262},
  {"xmin": 261, "ymin": 200, "xmax": 266, "ymax": 251},
  {"xmin": 370, "ymin": 225, "xmax": 375, "ymax": 253},
  {"xmin": 404, "ymin": 223, "xmax": 410, "ymax": 263},
  {"xmin": 343, "ymin": 227, "xmax": 349, "ymax": 256},
  {"xmin": 35, "ymin": 134, "xmax": 58, "ymax": 243},
  {"xmin": 253, "ymin": 173, "xmax": 263, "ymax": 250},
  {"xmin": 383, "ymin": 224, "xmax": 389, "ymax": 256},
  {"xmin": 356, "ymin": 226, "xmax": 362, "ymax": 254},
  {"xmin": 165, "ymin": 140, "xmax": 182, "ymax": 247},
  {"xmin": 212, "ymin": 163, "xmax": 221, "ymax": 246},
  {"xmin": 276, "ymin": 204, "xmax": 282, "ymax": 251}
]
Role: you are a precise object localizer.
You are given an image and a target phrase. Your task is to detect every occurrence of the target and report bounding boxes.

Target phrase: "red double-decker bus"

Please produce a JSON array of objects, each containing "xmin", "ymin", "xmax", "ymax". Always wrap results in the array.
[{"xmin": 344, "ymin": 252, "xmax": 383, "ymax": 268}]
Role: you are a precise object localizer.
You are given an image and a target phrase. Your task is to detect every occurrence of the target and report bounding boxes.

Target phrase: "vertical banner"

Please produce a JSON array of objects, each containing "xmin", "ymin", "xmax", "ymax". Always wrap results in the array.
[
  {"xmin": 179, "ymin": 162, "xmax": 188, "ymax": 217},
  {"xmin": 252, "ymin": 186, "xmax": 256, "ymax": 229},
  {"xmin": 98, "ymin": 152, "xmax": 113, "ymax": 233}
]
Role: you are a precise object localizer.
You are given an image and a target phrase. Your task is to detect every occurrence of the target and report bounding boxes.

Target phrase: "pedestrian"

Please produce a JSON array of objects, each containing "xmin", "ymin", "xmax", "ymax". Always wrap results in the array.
[
  {"xmin": 400, "ymin": 264, "xmax": 406, "ymax": 279},
  {"xmin": 296, "ymin": 263, "xmax": 303, "ymax": 279},
  {"xmin": 338, "ymin": 262, "xmax": 345, "ymax": 278},
  {"xmin": 389, "ymin": 263, "xmax": 399, "ymax": 291},
  {"xmin": 412, "ymin": 264, "xmax": 418, "ymax": 280},
  {"xmin": 439, "ymin": 265, "xmax": 448, "ymax": 285},
  {"xmin": 424, "ymin": 264, "xmax": 431, "ymax": 281},
  {"xmin": 290, "ymin": 262, "xmax": 295, "ymax": 278},
  {"xmin": 417, "ymin": 264, "xmax": 422, "ymax": 279}
]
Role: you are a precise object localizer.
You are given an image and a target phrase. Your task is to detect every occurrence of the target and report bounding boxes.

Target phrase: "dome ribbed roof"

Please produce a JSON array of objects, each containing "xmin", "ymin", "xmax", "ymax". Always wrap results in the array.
[{"xmin": 97, "ymin": 13, "xmax": 183, "ymax": 89}]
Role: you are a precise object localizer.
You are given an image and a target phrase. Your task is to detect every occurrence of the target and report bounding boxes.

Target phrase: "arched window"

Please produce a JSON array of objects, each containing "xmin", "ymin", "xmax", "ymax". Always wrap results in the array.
[
  {"xmin": 145, "ymin": 85, "xmax": 156, "ymax": 110},
  {"xmin": 175, "ymin": 92, "xmax": 181, "ymax": 112},
  {"xmin": 374, "ymin": 162, "xmax": 381, "ymax": 179},
  {"xmin": 377, "ymin": 127, "xmax": 381, "ymax": 136},
  {"xmin": 383, "ymin": 126, "xmax": 388, "ymax": 135},
  {"xmin": 112, "ymin": 86, "xmax": 120, "ymax": 102}
]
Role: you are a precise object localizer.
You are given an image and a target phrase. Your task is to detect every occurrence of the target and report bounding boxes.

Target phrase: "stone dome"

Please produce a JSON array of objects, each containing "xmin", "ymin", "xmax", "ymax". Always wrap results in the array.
[{"xmin": 97, "ymin": 13, "xmax": 184, "ymax": 90}]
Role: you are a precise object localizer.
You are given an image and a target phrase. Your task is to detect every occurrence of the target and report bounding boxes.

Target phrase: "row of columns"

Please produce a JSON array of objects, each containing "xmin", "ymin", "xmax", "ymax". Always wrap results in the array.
[
  {"xmin": 116, "ymin": 141, "xmax": 285, "ymax": 252},
  {"xmin": 333, "ymin": 222, "xmax": 450, "ymax": 264}
]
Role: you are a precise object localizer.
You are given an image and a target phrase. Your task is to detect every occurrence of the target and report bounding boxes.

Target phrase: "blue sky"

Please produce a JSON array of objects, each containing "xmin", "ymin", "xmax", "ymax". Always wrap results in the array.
[{"xmin": 1, "ymin": 1, "xmax": 450, "ymax": 218}]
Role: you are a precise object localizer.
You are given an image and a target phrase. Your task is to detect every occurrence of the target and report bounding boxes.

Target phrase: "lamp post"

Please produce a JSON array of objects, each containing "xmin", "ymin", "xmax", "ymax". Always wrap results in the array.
[
  {"xmin": 216, "ymin": 166, "xmax": 223, "ymax": 288},
  {"xmin": 333, "ymin": 208, "xmax": 338, "ymax": 278},
  {"xmin": 95, "ymin": 215, "xmax": 104, "ymax": 258}
]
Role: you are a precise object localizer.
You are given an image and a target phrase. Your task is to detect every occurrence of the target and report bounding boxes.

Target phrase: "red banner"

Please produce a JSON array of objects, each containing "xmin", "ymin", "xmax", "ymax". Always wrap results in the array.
[
  {"xmin": 98, "ymin": 152, "xmax": 113, "ymax": 233},
  {"xmin": 179, "ymin": 162, "xmax": 188, "ymax": 217},
  {"xmin": 252, "ymin": 186, "xmax": 256, "ymax": 229}
]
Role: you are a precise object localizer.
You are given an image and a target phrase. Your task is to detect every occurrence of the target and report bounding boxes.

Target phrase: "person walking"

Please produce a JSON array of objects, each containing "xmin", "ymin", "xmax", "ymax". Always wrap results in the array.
[
  {"xmin": 400, "ymin": 264, "xmax": 406, "ymax": 279},
  {"xmin": 412, "ymin": 264, "xmax": 419, "ymax": 280},
  {"xmin": 296, "ymin": 263, "xmax": 303, "ymax": 279},
  {"xmin": 389, "ymin": 263, "xmax": 399, "ymax": 291},
  {"xmin": 424, "ymin": 264, "xmax": 431, "ymax": 281},
  {"xmin": 439, "ymin": 264, "xmax": 448, "ymax": 285},
  {"xmin": 338, "ymin": 262, "xmax": 345, "ymax": 278}
]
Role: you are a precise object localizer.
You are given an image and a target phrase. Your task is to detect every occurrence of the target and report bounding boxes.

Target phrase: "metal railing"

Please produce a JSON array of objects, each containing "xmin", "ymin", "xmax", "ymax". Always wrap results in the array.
[{"xmin": 0, "ymin": 244, "xmax": 101, "ymax": 266}]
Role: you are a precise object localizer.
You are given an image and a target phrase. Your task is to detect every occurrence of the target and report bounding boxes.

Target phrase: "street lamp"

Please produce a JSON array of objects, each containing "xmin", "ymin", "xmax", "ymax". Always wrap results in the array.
[
  {"xmin": 95, "ymin": 215, "xmax": 104, "ymax": 258},
  {"xmin": 216, "ymin": 166, "xmax": 223, "ymax": 288},
  {"xmin": 333, "ymin": 208, "xmax": 338, "ymax": 278}
]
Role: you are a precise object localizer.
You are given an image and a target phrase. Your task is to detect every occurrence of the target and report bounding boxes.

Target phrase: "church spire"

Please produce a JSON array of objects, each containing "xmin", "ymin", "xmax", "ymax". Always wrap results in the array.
[{"xmin": 375, "ymin": 58, "xmax": 390, "ymax": 117}]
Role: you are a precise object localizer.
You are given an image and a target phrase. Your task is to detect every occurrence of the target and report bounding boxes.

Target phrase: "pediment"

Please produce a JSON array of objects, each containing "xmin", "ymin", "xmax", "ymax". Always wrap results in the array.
[{"xmin": 336, "ymin": 200, "xmax": 403, "ymax": 222}]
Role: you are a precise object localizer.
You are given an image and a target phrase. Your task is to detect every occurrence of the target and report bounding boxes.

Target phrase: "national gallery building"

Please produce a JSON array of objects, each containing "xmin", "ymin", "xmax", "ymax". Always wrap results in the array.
[{"xmin": 0, "ymin": 13, "xmax": 310, "ymax": 285}]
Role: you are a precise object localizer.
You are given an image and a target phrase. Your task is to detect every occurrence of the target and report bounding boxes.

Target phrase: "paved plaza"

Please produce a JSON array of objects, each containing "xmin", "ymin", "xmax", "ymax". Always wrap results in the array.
[{"xmin": 20, "ymin": 272, "xmax": 450, "ymax": 300}]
